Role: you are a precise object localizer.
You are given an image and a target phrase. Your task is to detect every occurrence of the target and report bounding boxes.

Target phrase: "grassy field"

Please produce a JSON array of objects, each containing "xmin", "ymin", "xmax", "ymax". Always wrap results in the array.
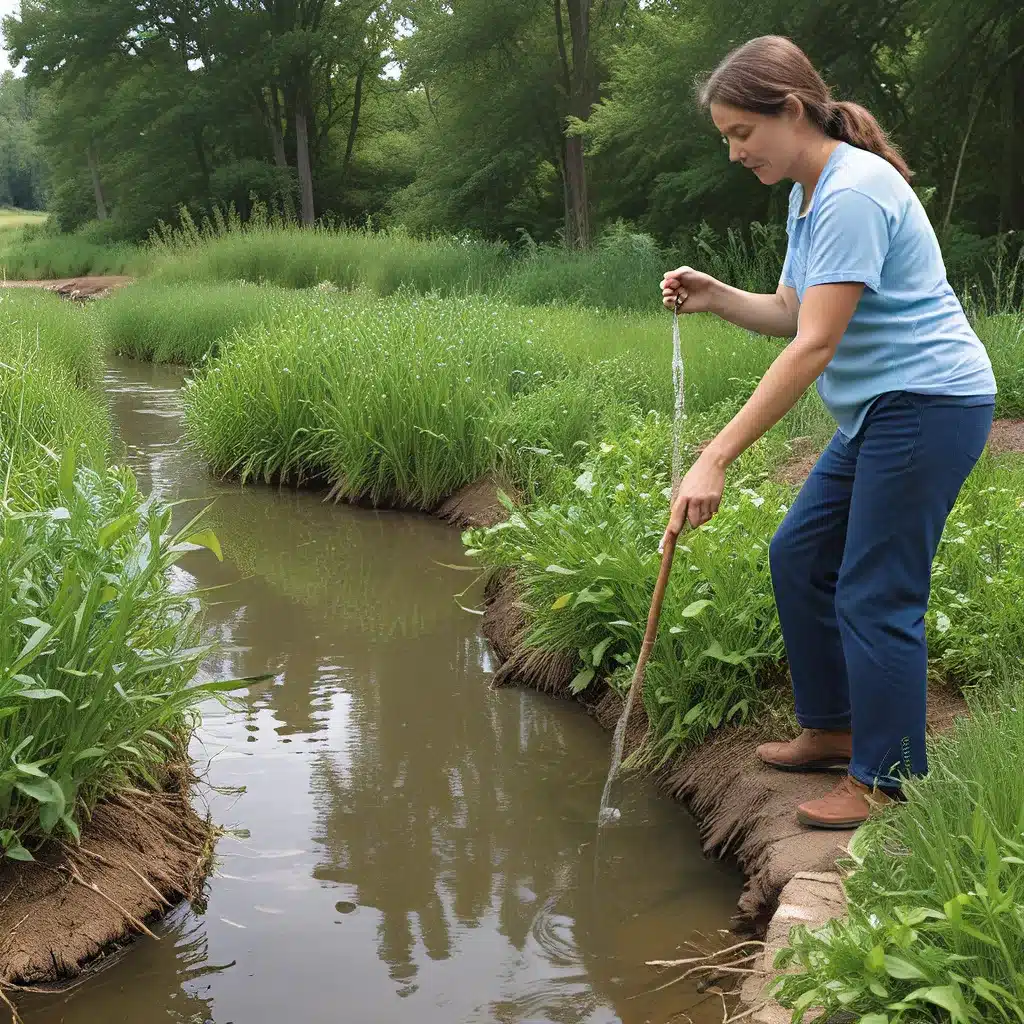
[
  {"xmin": 0, "ymin": 208, "xmax": 48, "ymax": 233},
  {"xmin": 0, "ymin": 290, "xmax": 247, "ymax": 861}
]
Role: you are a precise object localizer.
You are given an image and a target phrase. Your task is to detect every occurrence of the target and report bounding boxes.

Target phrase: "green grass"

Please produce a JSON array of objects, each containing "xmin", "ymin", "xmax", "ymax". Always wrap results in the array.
[
  {"xmin": 0, "ymin": 288, "xmax": 246, "ymax": 858},
  {"xmin": 0, "ymin": 208, "xmax": 48, "ymax": 232},
  {"xmin": 97, "ymin": 279, "xmax": 334, "ymax": 364},
  {"xmin": 770, "ymin": 680, "xmax": 1024, "ymax": 1023},
  {"xmin": 180, "ymin": 290, "xmax": 788, "ymax": 508}
]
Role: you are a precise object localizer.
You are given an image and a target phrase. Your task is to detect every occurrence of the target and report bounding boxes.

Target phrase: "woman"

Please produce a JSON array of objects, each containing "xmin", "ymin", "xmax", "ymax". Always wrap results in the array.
[{"xmin": 659, "ymin": 35, "xmax": 996, "ymax": 830}]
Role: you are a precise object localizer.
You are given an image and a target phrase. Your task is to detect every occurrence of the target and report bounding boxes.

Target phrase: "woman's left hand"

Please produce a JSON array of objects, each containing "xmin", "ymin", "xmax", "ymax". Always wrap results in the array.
[{"xmin": 661, "ymin": 452, "xmax": 725, "ymax": 549}]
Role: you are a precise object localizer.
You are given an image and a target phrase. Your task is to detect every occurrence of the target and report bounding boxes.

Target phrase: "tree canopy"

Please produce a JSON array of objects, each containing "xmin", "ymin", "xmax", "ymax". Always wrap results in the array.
[{"xmin": 1, "ymin": 0, "xmax": 1020, "ymax": 255}]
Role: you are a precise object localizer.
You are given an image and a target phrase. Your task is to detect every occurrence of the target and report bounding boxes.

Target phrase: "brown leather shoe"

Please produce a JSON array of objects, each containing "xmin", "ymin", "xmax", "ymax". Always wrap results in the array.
[
  {"xmin": 796, "ymin": 775, "xmax": 896, "ymax": 829},
  {"xmin": 756, "ymin": 728, "xmax": 852, "ymax": 772}
]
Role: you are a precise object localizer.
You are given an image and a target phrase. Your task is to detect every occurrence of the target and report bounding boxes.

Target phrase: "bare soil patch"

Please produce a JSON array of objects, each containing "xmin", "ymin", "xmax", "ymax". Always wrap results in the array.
[
  {"xmin": 1, "ymin": 766, "xmax": 213, "ymax": 994},
  {"xmin": 0, "ymin": 276, "xmax": 134, "ymax": 300},
  {"xmin": 436, "ymin": 477, "xmax": 517, "ymax": 530},
  {"xmin": 986, "ymin": 418, "xmax": 1024, "ymax": 454},
  {"xmin": 480, "ymin": 574, "xmax": 967, "ymax": 934}
]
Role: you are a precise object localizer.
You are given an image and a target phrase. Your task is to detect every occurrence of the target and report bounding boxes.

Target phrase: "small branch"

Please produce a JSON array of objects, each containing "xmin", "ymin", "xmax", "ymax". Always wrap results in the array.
[
  {"xmin": 63, "ymin": 863, "xmax": 160, "ymax": 942},
  {"xmin": 65, "ymin": 844, "xmax": 171, "ymax": 909}
]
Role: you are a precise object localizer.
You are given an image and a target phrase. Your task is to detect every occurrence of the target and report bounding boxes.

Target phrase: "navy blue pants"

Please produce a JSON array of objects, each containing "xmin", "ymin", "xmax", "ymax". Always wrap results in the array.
[{"xmin": 768, "ymin": 391, "xmax": 994, "ymax": 791}]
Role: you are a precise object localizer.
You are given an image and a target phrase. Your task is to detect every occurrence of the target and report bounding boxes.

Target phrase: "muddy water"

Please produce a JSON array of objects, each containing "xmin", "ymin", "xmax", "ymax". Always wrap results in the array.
[{"xmin": 24, "ymin": 358, "xmax": 741, "ymax": 1024}]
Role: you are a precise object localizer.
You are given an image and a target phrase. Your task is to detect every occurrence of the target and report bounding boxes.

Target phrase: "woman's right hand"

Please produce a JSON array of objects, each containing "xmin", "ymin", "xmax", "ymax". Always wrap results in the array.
[{"xmin": 660, "ymin": 266, "xmax": 722, "ymax": 314}]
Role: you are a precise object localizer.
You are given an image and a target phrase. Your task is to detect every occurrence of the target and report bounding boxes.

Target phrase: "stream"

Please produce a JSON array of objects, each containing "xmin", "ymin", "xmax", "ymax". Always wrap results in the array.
[{"xmin": 24, "ymin": 358, "xmax": 741, "ymax": 1024}]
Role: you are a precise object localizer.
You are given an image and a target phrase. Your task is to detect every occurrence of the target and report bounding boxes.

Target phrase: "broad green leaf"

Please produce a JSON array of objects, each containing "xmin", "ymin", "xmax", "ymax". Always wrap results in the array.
[
  {"xmin": 551, "ymin": 593, "xmax": 573, "ymax": 610},
  {"xmin": 681, "ymin": 599, "xmax": 713, "ymax": 618},
  {"xmin": 58, "ymin": 446, "xmax": 76, "ymax": 500},
  {"xmin": 184, "ymin": 529, "xmax": 223, "ymax": 561},
  {"xmin": 5, "ymin": 844, "xmax": 33, "ymax": 862},
  {"xmin": 72, "ymin": 747, "xmax": 106, "ymax": 764},
  {"xmin": 859, "ymin": 1015, "xmax": 889, "ymax": 1024},
  {"xmin": 545, "ymin": 565, "xmax": 576, "ymax": 575},
  {"xmin": 573, "ymin": 587, "xmax": 613, "ymax": 607},
  {"xmin": 97, "ymin": 513, "xmax": 136, "ymax": 550},
  {"xmin": 14, "ymin": 761, "xmax": 48, "ymax": 778},
  {"xmin": 569, "ymin": 667, "xmax": 595, "ymax": 694},
  {"xmin": 39, "ymin": 800, "xmax": 61, "ymax": 834},
  {"xmin": 883, "ymin": 955, "xmax": 927, "ymax": 980},
  {"xmin": 903, "ymin": 985, "xmax": 969, "ymax": 1022},
  {"xmin": 15, "ymin": 778, "xmax": 63, "ymax": 806},
  {"xmin": 18, "ymin": 689, "xmax": 71, "ymax": 702},
  {"xmin": 61, "ymin": 815, "xmax": 81, "ymax": 843},
  {"xmin": 681, "ymin": 703, "xmax": 705, "ymax": 726},
  {"xmin": 865, "ymin": 944, "xmax": 885, "ymax": 972},
  {"xmin": 591, "ymin": 637, "xmax": 613, "ymax": 666},
  {"xmin": 16, "ymin": 622, "xmax": 52, "ymax": 665}
]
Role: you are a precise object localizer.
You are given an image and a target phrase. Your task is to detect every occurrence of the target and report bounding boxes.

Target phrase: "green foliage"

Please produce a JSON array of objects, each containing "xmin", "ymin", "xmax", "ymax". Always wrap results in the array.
[
  {"xmin": 0, "ymin": 224, "xmax": 147, "ymax": 280},
  {"xmin": 464, "ymin": 409, "xmax": 792, "ymax": 757},
  {"xmin": 98, "ymin": 278, "xmax": 322, "ymax": 364},
  {"xmin": 0, "ymin": 460, "xmax": 249, "ymax": 853},
  {"xmin": 0, "ymin": 292, "xmax": 109, "ymax": 510},
  {"xmin": 770, "ymin": 682, "xmax": 1024, "ymax": 1023},
  {"xmin": 0, "ymin": 279, "xmax": 250, "ymax": 855}
]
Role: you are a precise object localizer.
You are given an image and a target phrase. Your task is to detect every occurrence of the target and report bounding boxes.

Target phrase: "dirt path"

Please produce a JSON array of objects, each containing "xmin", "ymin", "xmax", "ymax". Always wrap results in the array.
[{"xmin": 1, "ymin": 276, "xmax": 134, "ymax": 300}]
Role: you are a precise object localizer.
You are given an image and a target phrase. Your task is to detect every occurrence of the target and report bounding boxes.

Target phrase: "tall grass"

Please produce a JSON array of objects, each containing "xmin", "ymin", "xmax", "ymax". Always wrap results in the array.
[
  {"xmin": 98, "ymin": 279, "xmax": 335, "ymax": 364},
  {"xmin": 180, "ymin": 291, "xmax": 787, "ymax": 508},
  {"xmin": 0, "ymin": 227, "xmax": 147, "ymax": 280},
  {"xmin": 771, "ymin": 680, "xmax": 1024, "ymax": 1023},
  {"xmin": 0, "ymin": 291, "xmax": 248, "ymax": 858}
]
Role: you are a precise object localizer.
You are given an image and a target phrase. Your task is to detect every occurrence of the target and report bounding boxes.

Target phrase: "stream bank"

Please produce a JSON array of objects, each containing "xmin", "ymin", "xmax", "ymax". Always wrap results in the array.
[{"xmin": 7, "ymin": 357, "xmax": 743, "ymax": 1024}]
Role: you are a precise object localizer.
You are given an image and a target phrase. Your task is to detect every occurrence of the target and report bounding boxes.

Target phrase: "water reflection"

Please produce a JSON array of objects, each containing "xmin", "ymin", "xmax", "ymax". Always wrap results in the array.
[{"xmin": 20, "ymin": 360, "xmax": 741, "ymax": 1024}]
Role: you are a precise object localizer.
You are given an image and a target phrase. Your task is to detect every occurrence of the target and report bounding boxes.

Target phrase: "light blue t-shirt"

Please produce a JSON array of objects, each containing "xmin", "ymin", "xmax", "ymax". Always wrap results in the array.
[{"xmin": 781, "ymin": 141, "xmax": 996, "ymax": 439}]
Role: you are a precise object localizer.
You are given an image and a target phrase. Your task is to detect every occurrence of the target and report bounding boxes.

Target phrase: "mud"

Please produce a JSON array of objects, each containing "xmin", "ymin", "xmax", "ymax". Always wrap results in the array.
[
  {"xmin": 481, "ymin": 574, "xmax": 968, "ymax": 935},
  {"xmin": 0, "ymin": 765, "xmax": 212, "ymax": 990},
  {"xmin": 0, "ymin": 276, "xmax": 134, "ymax": 300},
  {"xmin": 435, "ymin": 476, "xmax": 517, "ymax": 529}
]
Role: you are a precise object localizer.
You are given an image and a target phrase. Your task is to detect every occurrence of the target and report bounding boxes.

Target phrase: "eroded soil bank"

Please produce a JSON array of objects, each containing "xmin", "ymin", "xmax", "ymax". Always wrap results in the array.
[
  {"xmin": 480, "ymin": 566, "xmax": 966, "ymax": 936},
  {"xmin": 0, "ymin": 765, "xmax": 213, "ymax": 991}
]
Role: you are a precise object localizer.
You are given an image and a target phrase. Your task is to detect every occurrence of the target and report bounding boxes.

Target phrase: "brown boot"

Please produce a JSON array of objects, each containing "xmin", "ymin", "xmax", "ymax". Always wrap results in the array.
[
  {"xmin": 756, "ymin": 728, "xmax": 852, "ymax": 772},
  {"xmin": 796, "ymin": 775, "xmax": 896, "ymax": 829}
]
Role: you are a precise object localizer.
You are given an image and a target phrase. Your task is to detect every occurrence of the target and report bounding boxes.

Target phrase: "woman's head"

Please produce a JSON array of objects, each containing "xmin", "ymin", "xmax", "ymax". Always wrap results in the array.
[{"xmin": 698, "ymin": 35, "xmax": 911, "ymax": 185}]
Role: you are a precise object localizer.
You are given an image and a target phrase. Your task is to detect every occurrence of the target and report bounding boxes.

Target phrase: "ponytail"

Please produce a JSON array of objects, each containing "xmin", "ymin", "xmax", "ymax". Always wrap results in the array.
[
  {"xmin": 699, "ymin": 36, "xmax": 914, "ymax": 183},
  {"xmin": 827, "ymin": 100, "xmax": 912, "ymax": 183}
]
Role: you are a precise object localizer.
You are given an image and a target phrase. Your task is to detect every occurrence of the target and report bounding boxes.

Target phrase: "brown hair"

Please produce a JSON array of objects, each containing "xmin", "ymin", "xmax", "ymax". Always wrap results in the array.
[{"xmin": 698, "ymin": 35, "xmax": 912, "ymax": 182}]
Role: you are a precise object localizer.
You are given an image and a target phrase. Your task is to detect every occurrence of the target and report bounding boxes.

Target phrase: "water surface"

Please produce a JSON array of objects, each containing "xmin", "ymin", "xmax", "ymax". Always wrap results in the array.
[{"xmin": 23, "ymin": 358, "xmax": 741, "ymax": 1024}]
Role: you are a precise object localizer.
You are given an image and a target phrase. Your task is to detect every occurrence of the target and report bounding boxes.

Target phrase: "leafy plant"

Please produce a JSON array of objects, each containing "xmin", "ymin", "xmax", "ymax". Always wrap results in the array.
[
  {"xmin": 770, "ymin": 682, "xmax": 1024, "ymax": 1022},
  {"xmin": 0, "ymin": 453, "xmax": 258, "ymax": 854}
]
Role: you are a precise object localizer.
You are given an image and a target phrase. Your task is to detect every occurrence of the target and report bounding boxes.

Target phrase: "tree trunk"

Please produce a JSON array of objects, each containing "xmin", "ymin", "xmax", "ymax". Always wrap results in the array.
[
  {"xmin": 86, "ymin": 142, "xmax": 108, "ymax": 221},
  {"xmin": 555, "ymin": 0, "xmax": 592, "ymax": 249},
  {"xmin": 343, "ymin": 67, "xmax": 366, "ymax": 172},
  {"xmin": 295, "ymin": 103, "xmax": 315, "ymax": 225},
  {"xmin": 943, "ymin": 41, "xmax": 1024, "ymax": 235},
  {"xmin": 269, "ymin": 88, "xmax": 288, "ymax": 169}
]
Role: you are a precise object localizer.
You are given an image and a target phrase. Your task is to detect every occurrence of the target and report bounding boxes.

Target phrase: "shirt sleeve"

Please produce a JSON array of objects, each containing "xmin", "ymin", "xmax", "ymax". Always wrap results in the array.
[{"xmin": 804, "ymin": 188, "xmax": 891, "ymax": 293}]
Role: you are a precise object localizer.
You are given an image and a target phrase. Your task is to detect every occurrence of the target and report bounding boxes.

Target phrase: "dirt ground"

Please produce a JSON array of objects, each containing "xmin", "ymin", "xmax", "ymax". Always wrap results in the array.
[
  {"xmin": 435, "ymin": 477, "xmax": 519, "ymax": 530},
  {"xmin": 0, "ymin": 767, "xmax": 213, "ymax": 991},
  {"xmin": 481, "ymin": 572, "xmax": 967, "ymax": 935},
  {"xmin": 0, "ymin": 276, "xmax": 134, "ymax": 300},
  {"xmin": 773, "ymin": 417, "xmax": 1024, "ymax": 487}
]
